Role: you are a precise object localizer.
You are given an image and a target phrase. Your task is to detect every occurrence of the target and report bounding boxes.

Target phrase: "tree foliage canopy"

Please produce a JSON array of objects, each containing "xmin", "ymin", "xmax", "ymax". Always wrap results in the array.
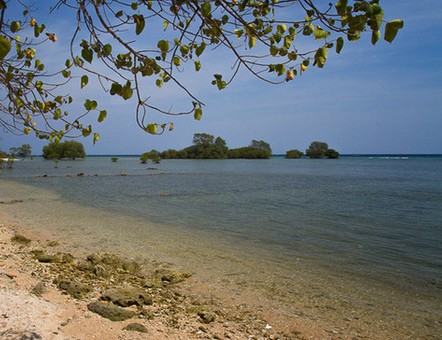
[
  {"xmin": 161, "ymin": 132, "xmax": 270, "ymax": 159},
  {"xmin": 42, "ymin": 140, "xmax": 86, "ymax": 160},
  {"xmin": 9, "ymin": 143, "xmax": 32, "ymax": 158},
  {"xmin": 0, "ymin": 1, "xmax": 403, "ymax": 142},
  {"xmin": 285, "ymin": 149, "xmax": 304, "ymax": 159},
  {"xmin": 305, "ymin": 141, "xmax": 339, "ymax": 158}
]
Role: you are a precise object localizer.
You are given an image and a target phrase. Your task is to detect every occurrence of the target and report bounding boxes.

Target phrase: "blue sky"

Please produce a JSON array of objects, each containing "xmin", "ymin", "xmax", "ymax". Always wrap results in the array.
[{"xmin": 1, "ymin": 1, "xmax": 441, "ymax": 155}]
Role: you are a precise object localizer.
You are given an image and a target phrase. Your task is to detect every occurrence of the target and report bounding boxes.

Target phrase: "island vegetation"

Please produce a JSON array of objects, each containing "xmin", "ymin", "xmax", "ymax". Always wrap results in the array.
[
  {"xmin": 140, "ymin": 150, "xmax": 161, "ymax": 164},
  {"xmin": 42, "ymin": 141, "xmax": 86, "ymax": 160},
  {"xmin": 156, "ymin": 133, "xmax": 272, "ymax": 160},
  {"xmin": 285, "ymin": 149, "xmax": 304, "ymax": 159},
  {"xmin": 305, "ymin": 141, "xmax": 340, "ymax": 159},
  {"xmin": 140, "ymin": 134, "xmax": 338, "ymax": 161}
]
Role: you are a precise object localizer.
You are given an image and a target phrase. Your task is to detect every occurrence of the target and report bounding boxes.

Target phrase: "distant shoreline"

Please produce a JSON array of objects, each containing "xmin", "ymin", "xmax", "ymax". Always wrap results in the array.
[{"xmin": 22, "ymin": 153, "xmax": 442, "ymax": 158}]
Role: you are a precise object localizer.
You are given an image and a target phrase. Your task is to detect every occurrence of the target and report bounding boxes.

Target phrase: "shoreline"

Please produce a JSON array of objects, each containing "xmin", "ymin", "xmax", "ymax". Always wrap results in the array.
[
  {"xmin": 1, "ymin": 213, "xmax": 322, "ymax": 339},
  {"xmin": 1, "ymin": 178, "xmax": 441, "ymax": 339}
]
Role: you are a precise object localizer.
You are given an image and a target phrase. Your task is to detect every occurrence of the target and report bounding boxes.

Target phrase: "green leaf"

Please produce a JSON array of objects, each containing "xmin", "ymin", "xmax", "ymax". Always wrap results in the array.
[
  {"xmin": 288, "ymin": 51, "xmax": 297, "ymax": 61},
  {"xmin": 248, "ymin": 36, "xmax": 256, "ymax": 49},
  {"xmin": 335, "ymin": 0, "xmax": 348, "ymax": 16},
  {"xmin": 146, "ymin": 123, "xmax": 158, "ymax": 134},
  {"xmin": 0, "ymin": 35, "xmax": 11, "ymax": 60},
  {"xmin": 173, "ymin": 56, "xmax": 181, "ymax": 66},
  {"xmin": 314, "ymin": 27, "xmax": 330, "ymax": 40},
  {"xmin": 82, "ymin": 125, "xmax": 92, "ymax": 137},
  {"xmin": 270, "ymin": 45, "xmax": 279, "ymax": 56},
  {"xmin": 163, "ymin": 21, "xmax": 169, "ymax": 31},
  {"xmin": 275, "ymin": 64, "xmax": 285, "ymax": 76},
  {"xmin": 194, "ymin": 60, "xmax": 201, "ymax": 71},
  {"xmin": 65, "ymin": 59, "xmax": 73, "ymax": 68},
  {"xmin": 283, "ymin": 36, "xmax": 292, "ymax": 49},
  {"xmin": 82, "ymin": 48, "xmax": 93, "ymax": 63},
  {"xmin": 369, "ymin": 5, "xmax": 384, "ymax": 31},
  {"xmin": 133, "ymin": 14, "xmax": 145, "ymax": 35},
  {"xmin": 180, "ymin": 45, "xmax": 189, "ymax": 56},
  {"xmin": 10, "ymin": 21, "xmax": 21, "ymax": 33},
  {"xmin": 384, "ymin": 19, "xmax": 404, "ymax": 43},
  {"xmin": 371, "ymin": 30, "xmax": 381, "ymax": 45},
  {"xmin": 98, "ymin": 110, "xmax": 107, "ymax": 122},
  {"xmin": 81, "ymin": 75, "xmax": 89, "ymax": 89},
  {"xmin": 84, "ymin": 99, "xmax": 98, "ymax": 111},
  {"xmin": 110, "ymin": 82, "xmax": 122, "ymax": 95},
  {"xmin": 201, "ymin": 2, "xmax": 212, "ymax": 17},
  {"xmin": 314, "ymin": 47, "xmax": 328, "ymax": 68},
  {"xmin": 157, "ymin": 40, "xmax": 169, "ymax": 53},
  {"xmin": 53, "ymin": 108, "xmax": 62, "ymax": 120},
  {"xmin": 277, "ymin": 24, "xmax": 287, "ymax": 34},
  {"xmin": 102, "ymin": 44, "xmax": 112, "ymax": 56},
  {"xmin": 122, "ymin": 83, "xmax": 133, "ymax": 100},
  {"xmin": 93, "ymin": 133, "xmax": 100, "ymax": 144},
  {"xmin": 336, "ymin": 37, "xmax": 344, "ymax": 54},
  {"xmin": 195, "ymin": 42, "xmax": 206, "ymax": 57},
  {"xmin": 234, "ymin": 29, "xmax": 244, "ymax": 38},
  {"xmin": 34, "ymin": 24, "xmax": 45, "ymax": 38},
  {"xmin": 194, "ymin": 107, "xmax": 203, "ymax": 121},
  {"xmin": 302, "ymin": 23, "xmax": 314, "ymax": 36}
]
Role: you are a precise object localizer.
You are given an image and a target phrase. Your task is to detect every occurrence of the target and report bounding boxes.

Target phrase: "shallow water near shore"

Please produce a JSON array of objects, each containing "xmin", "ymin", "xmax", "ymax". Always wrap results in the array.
[{"xmin": 1, "ymin": 156, "xmax": 441, "ymax": 338}]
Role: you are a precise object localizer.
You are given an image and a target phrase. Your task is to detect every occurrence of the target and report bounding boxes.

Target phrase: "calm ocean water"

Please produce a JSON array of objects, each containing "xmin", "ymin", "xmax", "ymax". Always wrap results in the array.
[{"xmin": 1, "ymin": 155, "xmax": 441, "ymax": 336}]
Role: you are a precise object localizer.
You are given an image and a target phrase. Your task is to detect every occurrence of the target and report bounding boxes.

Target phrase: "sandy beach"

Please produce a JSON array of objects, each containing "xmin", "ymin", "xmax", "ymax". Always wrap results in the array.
[
  {"xmin": 1, "ymin": 175, "xmax": 440, "ymax": 339},
  {"xmin": 1, "ymin": 211, "xmax": 330, "ymax": 340}
]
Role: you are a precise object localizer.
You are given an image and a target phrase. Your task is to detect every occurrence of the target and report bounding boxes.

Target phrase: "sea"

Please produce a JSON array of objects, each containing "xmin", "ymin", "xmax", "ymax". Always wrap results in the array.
[{"xmin": 1, "ymin": 155, "xmax": 441, "ymax": 338}]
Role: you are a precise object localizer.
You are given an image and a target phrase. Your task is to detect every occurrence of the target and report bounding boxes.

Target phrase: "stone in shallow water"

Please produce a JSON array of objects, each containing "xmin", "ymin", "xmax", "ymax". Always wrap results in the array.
[
  {"xmin": 156, "ymin": 268, "xmax": 192, "ymax": 284},
  {"xmin": 100, "ymin": 287, "xmax": 153, "ymax": 307},
  {"xmin": 57, "ymin": 280, "xmax": 92, "ymax": 299},
  {"xmin": 87, "ymin": 301, "xmax": 135, "ymax": 321},
  {"xmin": 30, "ymin": 281, "xmax": 47, "ymax": 297},
  {"xmin": 11, "ymin": 234, "xmax": 31, "ymax": 245},
  {"xmin": 123, "ymin": 323, "xmax": 148, "ymax": 333},
  {"xmin": 198, "ymin": 310, "xmax": 217, "ymax": 324}
]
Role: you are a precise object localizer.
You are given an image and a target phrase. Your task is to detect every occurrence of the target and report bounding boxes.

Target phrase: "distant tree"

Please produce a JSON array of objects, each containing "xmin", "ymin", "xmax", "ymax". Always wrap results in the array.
[
  {"xmin": 111, "ymin": 157, "xmax": 118, "ymax": 162},
  {"xmin": 228, "ymin": 146, "xmax": 270, "ymax": 159},
  {"xmin": 161, "ymin": 149, "xmax": 180, "ymax": 159},
  {"xmin": 250, "ymin": 140, "xmax": 272, "ymax": 156},
  {"xmin": 306, "ymin": 141, "xmax": 329, "ymax": 159},
  {"xmin": 0, "ymin": 150, "xmax": 6, "ymax": 168},
  {"xmin": 140, "ymin": 150, "xmax": 161, "ymax": 164},
  {"xmin": 286, "ymin": 149, "xmax": 304, "ymax": 159},
  {"xmin": 9, "ymin": 144, "xmax": 32, "ymax": 158},
  {"xmin": 20, "ymin": 144, "xmax": 32, "ymax": 158},
  {"xmin": 193, "ymin": 133, "xmax": 215, "ymax": 146},
  {"xmin": 325, "ymin": 148, "xmax": 340, "ymax": 159},
  {"xmin": 62, "ymin": 141, "xmax": 86, "ymax": 160},
  {"xmin": 42, "ymin": 142, "xmax": 64, "ymax": 160},
  {"xmin": 42, "ymin": 141, "xmax": 85, "ymax": 160},
  {"xmin": 184, "ymin": 133, "xmax": 228, "ymax": 159},
  {"xmin": 306, "ymin": 141, "xmax": 339, "ymax": 159}
]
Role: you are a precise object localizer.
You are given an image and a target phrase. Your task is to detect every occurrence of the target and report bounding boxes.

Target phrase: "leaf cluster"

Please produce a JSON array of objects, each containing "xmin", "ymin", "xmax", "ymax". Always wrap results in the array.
[{"xmin": 0, "ymin": 1, "xmax": 403, "ymax": 142}]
